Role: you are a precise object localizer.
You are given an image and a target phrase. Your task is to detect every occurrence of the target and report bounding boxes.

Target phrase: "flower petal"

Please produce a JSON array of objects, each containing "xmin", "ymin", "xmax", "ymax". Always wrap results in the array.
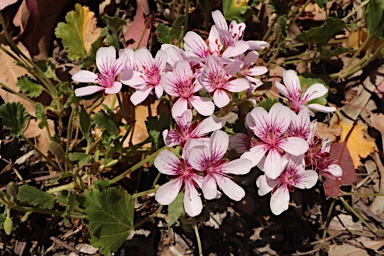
[
  {"xmin": 326, "ymin": 164, "xmax": 343, "ymax": 178},
  {"xmin": 222, "ymin": 40, "xmax": 249, "ymax": 58},
  {"xmin": 211, "ymin": 10, "xmax": 228, "ymax": 31},
  {"xmin": 225, "ymin": 78, "xmax": 250, "ymax": 93},
  {"xmin": 223, "ymin": 158, "xmax": 252, "ymax": 175},
  {"xmin": 75, "ymin": 85, "xmax": 104, "ymax": 97},
  {"xmin": 184, "ymin": 31, "xmax": 208, "ymax": 58},
  {"xmin": 184, "ymin": 181, "xmax": 203, "ymax": 217},
  {"xmin": 213, "ymin": 89, "xmax": 231, "ymax": 108},
  {"xmin": 194, "ymin": 115, "xmax": 225, "ymax": 136},
  {"xmin": 189, "ymin": 146, "xmax": 210, "ymax": 171},
  {"xmin": 96, "ymin": 46, "xmax": 117, "ymax": 74},
  {"xmin": 263, "ymin": 149, "xmax": 284, "ymax": 179},
  {"xmin": 104, "ymin": 82, "xmax": 122, "ymax": 94},
  {"xmin": 245, "ymin": 107, "xmax": 269, "ymax": 138},
  {"xmin": 241, "ymin": 145, "xmax": 267, "ymax": 167},
  {"xmin": 269, "ymin": 103, "xmax": 293, "ymax": 135},
  {"xmin": 155, "ymin": 50, "xmax": 168, "ymax": 71},
  {"xmin": 72, "ymin": 70, "xmax": 98, "ymax": 83},
  {"xmin": 303, "ymin": 83, "xmax": 328, "ymax": 101},
  {"xmin": 295, "ymin": 170, "xmax": 318, "ymax": 189},
  {"xmin": 202, "ymin": 175, "xmax": 218, "ymax": 200},
  {"xmin": 256, "ymin": 175, "xmax": 274, "ymax": 196},
  {"xmin": 275, "ymin": 81, "xmax": 288, "ymax": 98},
  {"xmin": 172, "ymin": 98, "xmax": 188, "ymax": 119},
  {"xmin": 130, "ymin": 86, "xmax": 153, "ymax": 105},
  {"xmin": 209, "ymin": 130, "xmax": 229, "ymax": 162},
  {"xmin": 216, "ymin": 176, "xmax": 245, "ymax": 201},
  {"xmin": 279, "ymin": 137, "xmax": 308, "ymax": 156},
  {"xmin": 283, "ymin": 70, "xmax": 301, "ymax": 96},
  {"xmin": 270, "ymin": 185, "xmax": 290, "ymax": 215},
  {"xmin": 154, "ymin": 150, "xmax": 181, "ymax": 175},
  {"xmin": 155, "ymin": 178, "xmax": 183, "ymax": 205},
  {"xmin": 306, "ymin": 103, "xmax": 336, "ymax": 113},
  {"xmin": 247, "ymin": 40, "xmax": 269, "ymax": 50},
  {"xmin": 189, "ymin": 96, "xmax": 215, "ymax": 116}
]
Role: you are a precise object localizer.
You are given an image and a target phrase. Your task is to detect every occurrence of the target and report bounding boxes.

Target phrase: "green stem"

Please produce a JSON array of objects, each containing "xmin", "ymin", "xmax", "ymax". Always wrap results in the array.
[
  {"xmin": 0, "ymin": 82, "xmax": 37, "ymax": 105},
  {"xmin": 87, "ymin": 97, "xmax": 104, "ymax": 114},
  {"xmin": 290, "ymin": 0, "xmax": 311, "ymax": 25},
  {"xmin": 21, "ymin": 135, "xmax": 59, "ymax": 170},
  {"xmin": 193, "ymin": 220, "xmax": 203, "ymax": 256},
  {"xmin": 12, "ymin": 205, "xmax": 85, "ymax": 219},
  {"xmin": 262, "ymin": 14, "xmax": 277, "ymax": 42},
  {"xmin": 132, "ymin": 186, "xmax": 159, "ymax": 199},
  {"xmin": 343, "ymin": 192, "xmax": 384, "ymax": 197},
  {"xmin": 110, "ymin": 146, "xmax": 167, "ymax": 184},
  {"xmin": 339, "ymin": 196, "xmax": 378, "ymax": 234},
  {"xmin": 65, "ymin": 101, "xmax": 78, "ymax": 162},
  {"xmin": 322, "ymin": 198, "xmax": 336, "ymax": 242},
  {"xmin": 46, "ymin": 174, "xmax": 89, "ymax": 194},
  {"xmin": 344, "ymin": 34, "xmax": 371, "ymax": 69},
  {"xmin": 342, "ymin": 0, "xmax": 370, "ymax": 21}
]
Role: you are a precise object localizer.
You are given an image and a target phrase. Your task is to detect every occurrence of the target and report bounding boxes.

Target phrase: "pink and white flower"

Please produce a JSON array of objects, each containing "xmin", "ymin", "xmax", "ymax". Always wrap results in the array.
[
  {"xmin": 72, "ymin": 46, "xmax": 126, "ymax": 96},
  {"xmin": 256, "ymin": 155, "xmax": 318, "ymax": 215},
  {"xmin": 162, "ymin": 109, "xmax": 225, "ymax": 147},
  {"xmin": 286, "ymin": 108, "xmax": 311, "ymax": 140},
  {"xmin": 161, "ymin": 60, "xmax": 215, "ymax": 118},
  {"xmin": 241, "ymin": 103, "xmax": 309, "ymax": 179},
  {"xmin": 238, "ymin": 51, "xmax": 268, "ymax": 93},
  {"xmin": 275, "ymin": 70, "xmax": 336, "ymax": 114},
  {"xmin": 120, "ymin": 48, "xmax": 167, "ymax": 105},
  {"xmin": 154, "ymin": 149, "xmax": 203, "ymax": 217},
  {"xmin": 199, "ymin": 56, "xmax": 250, "ymax": 108},
  {"xmin": 188, "ymin": 130, "xmax": 252, "ymax": 201}
]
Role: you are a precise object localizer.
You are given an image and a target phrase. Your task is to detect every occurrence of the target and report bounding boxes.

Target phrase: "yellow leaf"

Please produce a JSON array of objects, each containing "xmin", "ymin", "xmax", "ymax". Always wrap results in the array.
[
  {"xmin": 339, "ymin": 121, "xmax": 375, "ymax": 168},
  {"xmin": 82, "ymin": 5, "xmax": 101, "ymax": 53},
  {"xmin": 346, "ymin": 28, "xmax": 384, "ymax": 52}
]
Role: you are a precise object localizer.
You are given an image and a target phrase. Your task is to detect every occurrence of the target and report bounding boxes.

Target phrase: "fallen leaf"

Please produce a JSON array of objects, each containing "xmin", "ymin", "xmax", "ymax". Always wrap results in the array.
[
  {"xmin": 124, "ymin": 2, "xmax": 150, "ymax": 49},
  {"xmin": 316, "ymin": 122, "xmax": 341, "ymax": 142},
  {"xmin": 0, "ymin": 43, "xmax": 36, "ymax": 116},
  {"xmin": 346, "ymin": 28, "xmax": 384, "ymax": 52},
  {"xmin": 24, "ymin": 118, "xmax": 55, "ymax": 156},
  {"xmin": 329, "ymin": 238, "xmax": 384, "ymax": 256},
  {"xmin": 13, "ymin": 0, "xmax": 38, "ymax": 40},
  {"xmin": 0, "ymin": 0, "xmax": 18, "ymax": 11},
  {"xmin": 339, "ymin": 121, "xmax": 375, "ymax": 168},
  {"xmin": 371, "ymin": 113, "xmax": 384, "ymax": 152}
]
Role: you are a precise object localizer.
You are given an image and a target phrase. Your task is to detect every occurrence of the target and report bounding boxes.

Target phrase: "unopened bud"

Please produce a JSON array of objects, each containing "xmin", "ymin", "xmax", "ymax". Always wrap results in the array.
[
  {"xmin": 49, "ymin": 141, "xmax": 65, "ymax": 158},
  {"xmin": 3, "ymin": 217, "xmax": 13, "ymax": 235},
  {"xmin": 6, "ymin": 182, "xmax": 18, "ymax": 198}
]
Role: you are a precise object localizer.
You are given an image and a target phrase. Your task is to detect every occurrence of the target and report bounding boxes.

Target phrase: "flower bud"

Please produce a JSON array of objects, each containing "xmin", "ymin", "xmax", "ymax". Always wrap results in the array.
[
  {"xmin": 6, "ymin": 182, "xmax": 18, "ymax": 198},
  {"xmin": 3, "ymin": 217, "xmax": 13, "ymax": 235}
]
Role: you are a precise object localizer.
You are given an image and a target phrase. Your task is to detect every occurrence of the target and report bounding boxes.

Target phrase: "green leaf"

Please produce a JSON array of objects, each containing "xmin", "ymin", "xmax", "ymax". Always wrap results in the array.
[
  {"xmin": 93, "ymin": 179, "xmax": 112, "ymax": 191},
  {"xmin": 17, "ymin": 75, "xmax": 44, "ymax": 98},
  {"xmin": 82, "ymin": 27, "xmax": 109, "ymax": 68},
  {"xmin": 258, "ymin": 98, "xmax": 279, "ymax": 112},
  {"xmin": 68, "ymin": 152, "xmax": 91, "ymax": 167},
  {"xmin": 0, "ymin": 102, "xmax": 30, "ymax": 137},
  {"xmin": 319, "ymin": 46, "xmax": 352, "ymax": 57},
  {"xmin": 268, "ymin": 0, "xmax": 290, "ymax": 15},
  {"xmin": 366, "ymin": 0, "xmax": 384, "ymax": 39},
  {"xmin": 84, "ymin": 187, "xmax": 134, "ymax": 255},
  {"xmin": 17, "ymin": 185, "xmax": 55, "ymax": 209},
  {"xmin": 314, "ymin": 0, "xmax": 329, "ymax": 7},
  {"xmin": 156, "ymin": 23, "xmax": 172, "ymax": 44},
  {"xmin": 55, "ymin": 4, "xmax": 99, "ymax": 61},
  {"xmin": 79, "ymin": 106, "xmax": 91, "ymax": 139},
  {"xmin": 146, "ymin": 112, "xmax": 171, "ymax": 149},
  {"xmin": 299, "ymin": 76, "xmax": 329, "ymax": 106},
  {"xmin": 93, "ymin": 108, "xmax": 119, "ymax": 138},
  {"xmin": 296, "ymin": 17, "xmax": 347, "ymax": 47},
  {"xmin": 34, "ymin": 102, "xmax": 48, "ymax": 129},
  {"xmin": 169, "ymin": 15, "xmax": 186, "ymax": 39},
  {"xmin": 62, "ymin": 192, "xmax": 80, "ymax": 218},
  {"xmin": 102, "ymin": 14, "xmax": 126, "ymax": 49},
  {"xmin": 277, "ymin": 16, "xmax": 288, "ymax": 53},
  {"xmin": 167, "ymin": 192, "xmax": 184, "ymax": 227},
  {"xmin": 223, "ymin": 0, "xmax": 248, "ymax": 22}
]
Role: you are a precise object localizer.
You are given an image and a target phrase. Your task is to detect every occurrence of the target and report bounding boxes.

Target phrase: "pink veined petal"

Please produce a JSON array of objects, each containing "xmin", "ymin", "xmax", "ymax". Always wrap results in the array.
[
  {"xmin": 222, "ymin": 158, "xmax": 252, "ymax": 175},
  {"xmin": 174, "ymin": 60, "xmax": 193, "ymax": 80},
  {"xmin": 114, "ymin": 54, "xmax": 128, "ymax": 74},
  {"xmin": 270, "ymin": 185, "xmax": 290, "ymax": 215},
  {"xmin": 134, "ymin": 48, "xmax": 154, "ymax": 72},
  {"xmin": 163, "ymin": 129, "xmax": 182, "ymax": 147},
  {"xmin": 263, "ymin": 148, "xmax": 284, "ymax": 179},
  {"xmin": 72, "ymin": 70, "xmax": 98, "ymax": 83},
  {"xmin": 213, "ymin": 89, "xmax": 231, "ymax": 108},
  {"xmin": 105, "ymin": 81, "xmax": 122, "ymax": 94},
  {"xmin": 283, "ymin": 70, "xmax": 301, "ymax": 96},
  {"xmin": 184, "ymin": 181, "xmax": 203, "ymax": 217},
  {"xmin": 193, "ymin": 115, "xmax": 225, "ymax": 137},
  {"xmin": 184, "ymin": 31, "xmax": 209, "ymax": 58},
  {"xmin": 241, "ymin": 145, "xmax": 268, "ymax": 167},
  {"xmin": 189, "ymin": 96, "xmax": 215, "ymax": 116},
  {"xmin": 160, "ymin": 73, "xmax": 179, "ymax": 97},
  {"xmin": 209, "ymin": 130, "xmax": 229, "ymax": 162},
  {"xmin": 222, "ymin": 40, "xmax": 249, "ymax": 58},
  {"xmin": 176, "ymin": 109, "xmax": 193, "ymax": 128},
  {"xmin": 155, "ymin": 50, "xmax": 168, "ymax": 72},
  {"xmin": 306, "ymin": 103, "xmax": 336, "ymax": 113},
  {"xmin": 279, "ymin": 137, "xmax": 309, "ymax": 156},
  {"xmin": 160, "ymin": 44, "xmax": 187, "ymax": 66},
  {"xmin": 303, "ymin": 83, "xmax": 328, "ymax": 102},
  {"xmin": 247, "ymin": 40, "xmax": 269, "ymax": 50},
  {"xmin": 155, "ymin": 178, "xmax": 183, "ymax": 205},
  {"xmin": 225, "ymin": 78, "xmax": 250, "ymax": 93},
  {"xmin": 172, "ymin": 98, "xmax": 188, "ymax": 119},
  {"xmin": 216, "ymin": 176, "xmax": 245, "ymax": 201},
  {"xmin": 202, "ymin": 175, "xmax": 218, "ymax": 200},
  {"xmin": 269, "ymin": 103, "xmax": 293, "ymax": 134},
  {"xmin": 130, "ymin": 86, "xmax": 153, "ymax": 105},
  {"xmin": 224, "ymin": 60, "xmax": 242, "ymax": 76},
  {"xmin": 183, "ymin": 139, "xmax": 209, "ymax": 159},
  {"xmin": 326, "ymin": 164, "xmax": 343, "ymax": 178},
  {"xmin": 229, "ymin": 133, "xmax": 249, "ymax": 154},
  {"xmin": 119, "ymin": 48, "xmax": 136, "ymax": 70},
  {"xmin": 244, "ymin": 51, "xmax": 259, "ymax": 66},
  {"xmin": 246, "ymin": 107, "xmax": 269, "ymax": 138},
  {"xmin": 189, "ymin": 146, "xmax": 210, "ymax": 171},
  {"xmin": 211, "ymin": 10, "xmax": 228, "ymax": 31},
  {"xmin": 275, "ymin": 81, "xmax": 289, "ymax": 98},
  {"xmin": 75, "ymin": 85, "xmax": 104, "ymax": 97},
  {"xmin": 96, "ymin": 46, "xmax": 117, "ymax": 74},
  {"xmin": 256, "ymin": 175, "xmax": 275, "ymax": 196},
  {"xmin": 295, "ymin": 170, "xmax": 318, "ymax": 189},
  {"xmin": 121, "ymin": 71, "xmax": 145, "ymax": 87},
  {"xmin": 154, "ymin": 150, "xmax": 181, "ymax": 175},
  {"xmin": 208, "ymin": 25, "xmax": 223, "ymax": 55},
  {"xmin": 247, "ymin": 66, "xmax": 268, "ymax": 76},
  {"xmin": 154, "ymin": 84, "xmax": 163, "ymax": 98}
]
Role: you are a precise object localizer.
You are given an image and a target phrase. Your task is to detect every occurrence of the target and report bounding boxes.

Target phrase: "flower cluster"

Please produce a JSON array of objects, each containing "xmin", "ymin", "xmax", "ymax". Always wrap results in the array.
[{"xmin": 72, "ymin": 10, "xmax": 341, "ymax": 216}]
